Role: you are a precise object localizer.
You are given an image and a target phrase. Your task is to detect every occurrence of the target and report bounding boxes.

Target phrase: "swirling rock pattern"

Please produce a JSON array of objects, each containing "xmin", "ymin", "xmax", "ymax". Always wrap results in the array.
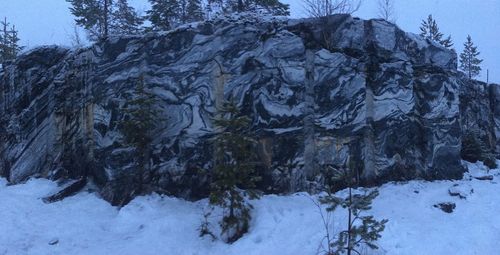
[{"xmin": 0, "ymin": 15, "xmax": 494, "ymax": 205}]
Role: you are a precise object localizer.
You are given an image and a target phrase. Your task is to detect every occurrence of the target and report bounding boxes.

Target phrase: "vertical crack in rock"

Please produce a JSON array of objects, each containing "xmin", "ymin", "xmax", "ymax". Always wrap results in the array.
[{"xmin": 303, "ymin": 49, "xmax": 317, "ymax": 186}]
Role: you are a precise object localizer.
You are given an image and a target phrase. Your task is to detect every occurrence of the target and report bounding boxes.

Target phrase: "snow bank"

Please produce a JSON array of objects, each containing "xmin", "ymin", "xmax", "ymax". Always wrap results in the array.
[{"xmin": 1, "ymin": 161, "xmax": 499, "ymax": 255}]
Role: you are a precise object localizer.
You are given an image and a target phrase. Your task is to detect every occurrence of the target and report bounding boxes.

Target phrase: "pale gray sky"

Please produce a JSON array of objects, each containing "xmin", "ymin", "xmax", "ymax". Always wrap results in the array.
[{"xmin": 0, "ymin": 0, "xmax": 498, "ymax": 82}]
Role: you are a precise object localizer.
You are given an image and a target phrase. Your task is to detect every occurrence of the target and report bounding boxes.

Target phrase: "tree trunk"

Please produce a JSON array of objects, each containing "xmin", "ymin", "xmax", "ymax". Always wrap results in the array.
[
  {"xmin": 347, "ymin": 186, "xmax": 352, "ymax": 255},
  {"xmin": 2, "ymin": 17, "xmax": 8, "ymax": 58},
  {"xmin": 230, "ymin": 191, "xmax": 235, "ymax": 219},
  {"xmin": 103, "ymin": 0, "xmax": 109, "ymax": 39}
]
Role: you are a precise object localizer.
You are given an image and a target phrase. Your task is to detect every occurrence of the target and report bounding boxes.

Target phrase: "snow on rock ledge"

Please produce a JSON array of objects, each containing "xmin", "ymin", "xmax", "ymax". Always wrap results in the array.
[{"xmin": 0, "ymin": 14, "xmax": 489, "ymax": 205}]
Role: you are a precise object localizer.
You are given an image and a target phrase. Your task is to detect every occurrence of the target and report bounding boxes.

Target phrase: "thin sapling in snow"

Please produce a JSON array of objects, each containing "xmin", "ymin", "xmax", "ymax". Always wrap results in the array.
[
  {"xmin": 207, "ymin": 99, "xmax": 261, "ymax": 243},
  {"xmin": 318, "ymin": 161, "xmax": 388, "ymax": 255}
]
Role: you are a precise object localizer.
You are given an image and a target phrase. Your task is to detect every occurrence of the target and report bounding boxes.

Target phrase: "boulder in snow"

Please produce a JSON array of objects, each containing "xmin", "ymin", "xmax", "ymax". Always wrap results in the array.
[
  {"xmin": 448, "ymin": 184, "xmax": 473, "ymax": 199},
  {"xmin": 433, "ymin": 202, "xmax": 456, "ymax": 213}
]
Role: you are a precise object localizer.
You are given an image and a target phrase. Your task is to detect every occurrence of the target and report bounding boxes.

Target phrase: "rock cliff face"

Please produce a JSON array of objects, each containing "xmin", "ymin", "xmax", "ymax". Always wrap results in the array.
[{"xmin": 0, "ymin": 15, "xmax": 496, "ymax": 205}]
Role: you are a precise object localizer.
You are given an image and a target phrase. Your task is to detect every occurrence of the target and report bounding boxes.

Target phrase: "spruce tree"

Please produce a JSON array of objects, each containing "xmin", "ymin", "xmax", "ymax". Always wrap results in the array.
[
  {"xmin": 121, "ymin": 75, "xmax": 160, "ymax": 194},
  {"xmin": 67, "ymin": 0, "xmax": 113, "ymax": 40},
  {"xmin": 110, "ymin": 0, "xmax": 144, "ymax": 35},
  {"xmin": 0, "ymin": 18, "xmax": 22, "ymax": 63},
  {"xmin": 147, "ymin": 0, "xmax": 180, "ymax": 31},
  {"xmin": 69, "ymin": 0, "xmax": 146, "ymax": 39},
  {"xmin": 0, "ymin": 17, "xmax": 10, "ymax": 62},
  {"xmin": 419, "ymin": 14, "xmax": 453, "ymax": 49},
  {"xmin": 459, "ymin": 35, "xmax": 483, "ymax": 79},
  {"xmin": 319, "ymin": 162, "xmax": 388, "ymax": 255},
  {"xmin": 8, "ymin": 26, "xmax": 23, "ymax": 57},
  {"xmin": 208, "ymin": 100, "xmax": 261, "ymax": 243}
]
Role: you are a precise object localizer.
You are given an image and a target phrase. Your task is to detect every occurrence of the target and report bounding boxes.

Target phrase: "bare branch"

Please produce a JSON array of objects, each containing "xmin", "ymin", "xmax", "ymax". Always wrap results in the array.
[
  {"xmin": 70, "ymin": 23, "xmax": 83, "ymax": 47},
  {"xmin": 308, "ymin": 195, "xmax": 335, "ymax": 255},
  {"xmin": 377, "ymin": 0, "xmax": 396, "ymax": 23},
  {"xmin": 303, "ymin": 0, "xmax": 363, "ymax": 18}
]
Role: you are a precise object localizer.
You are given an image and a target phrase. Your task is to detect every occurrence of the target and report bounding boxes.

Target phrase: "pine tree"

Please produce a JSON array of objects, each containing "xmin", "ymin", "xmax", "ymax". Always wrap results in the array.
[
  {"xmin": 147, "ymin": 0, "xmax": 180, "ymax": 31},
  {"xmin": 67, "ymin": 0, "xmax": 113, "ymax": 40},
  {"xmin": 459, "ymin": 35, "xmax": 483, "ymax": 79},
  {"xmin": 205, "ymin": 0, "xmax": 289, "ymax": 16},
  {"xmin": 208, "ymin": 100, "xmax": 261, "ymax": 243},
  {"xmin": 419, "ymin": 14, "xmax": 453, "ymax": 49},
  {"xmin": 110, "ymin": 0, "xmax": 144, "ymax": 35},
  {"xmin": 228, "ymin": 0, "xmax": 290, "ymax": 15},
  {"xmin": 8, "ymin": 25, "xmax": 23, "ymax": 58},
  {"xmin": 420, "ymin": 15, "xmax": 442, "ymax": 41},
  {"xmin": 319, "ymin": 162, "xmax": 388, "ymax": 255},
  {"xmin": 441, "ymin": 35, "xmax": 453, "ymax": 49},
  {"xmin": 121, "ymin": 75, "xmax": 160, "ymax": 194},
  {"xmin": 0, "ymin": 17, "xmax": 10, "ymax": 62},
  {"xmin": 0, "ymin": 17, "xmax": 23, "ymax": 63}
]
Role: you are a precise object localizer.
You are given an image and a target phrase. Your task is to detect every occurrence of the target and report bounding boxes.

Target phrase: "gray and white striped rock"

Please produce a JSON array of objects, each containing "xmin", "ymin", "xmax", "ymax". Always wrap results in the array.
[{"xmin": 1, "ymin": 14, "xmax": 487, "ymax": 205}]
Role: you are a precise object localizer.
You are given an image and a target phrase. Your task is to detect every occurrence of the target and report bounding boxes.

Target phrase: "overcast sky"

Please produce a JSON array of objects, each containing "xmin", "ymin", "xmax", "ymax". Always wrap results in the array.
[{"xmin": 0, "ymin": 0, "xmax": 498, "ymax": 82}]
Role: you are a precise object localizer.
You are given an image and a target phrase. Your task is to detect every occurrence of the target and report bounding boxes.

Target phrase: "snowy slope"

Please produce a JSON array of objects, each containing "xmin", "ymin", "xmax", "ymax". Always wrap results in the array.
[{"xmin": 0, "ymin": 161, "xmax": 499, "ymax": 255}]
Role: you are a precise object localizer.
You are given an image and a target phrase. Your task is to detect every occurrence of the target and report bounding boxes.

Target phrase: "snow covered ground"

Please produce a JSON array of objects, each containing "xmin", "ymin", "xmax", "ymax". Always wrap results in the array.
[{"xmin": 1, "ymin": 161, "xmax": 499, "ymax": 255}]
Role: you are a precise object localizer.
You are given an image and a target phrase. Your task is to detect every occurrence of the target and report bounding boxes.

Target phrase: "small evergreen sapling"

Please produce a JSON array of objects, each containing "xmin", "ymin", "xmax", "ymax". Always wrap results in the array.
[
  {"xmin": 199, "ymin": 207, "xmax": 217, "ymax": 240},
  {"xmin": 121, "ymin": 76, "xmax": 161, "ymax": 194},
  {"xmin": 208, "ymin": 100, "xmax": 261, "ymax": 243},
  {"xmin": 319, "ymin": 162, "xmax": 388, "ymax": 255}
]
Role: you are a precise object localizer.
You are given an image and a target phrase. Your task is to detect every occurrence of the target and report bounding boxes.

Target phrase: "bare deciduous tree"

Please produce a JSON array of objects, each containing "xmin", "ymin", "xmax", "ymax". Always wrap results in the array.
[
  {"xmin": 69, "ymin": 23, "xmax": 84, "ymax": 48},
  {"xmin": 377, "ymin": 0, "xmax": 396, "ymax": 23},
  {"xmin": 303, "ymin": 0, "xmax": 362, "ymax": 18}
]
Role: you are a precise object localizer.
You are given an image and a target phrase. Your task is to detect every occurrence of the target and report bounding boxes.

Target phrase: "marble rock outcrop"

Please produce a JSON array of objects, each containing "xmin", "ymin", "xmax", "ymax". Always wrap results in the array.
[{"xmin": 1, "ymin": 14, "xmax": 494, "ymax": 205}]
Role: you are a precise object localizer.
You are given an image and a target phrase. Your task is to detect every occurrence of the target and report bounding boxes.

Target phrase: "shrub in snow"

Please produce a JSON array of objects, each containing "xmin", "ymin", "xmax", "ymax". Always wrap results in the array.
[
  {"xmin": 318, "ymin": 162, "xmax": 388, "ymax": 255},
  {"xmin": 433, "ymin": 202, "xmax": 456, "ymax": 213},
  {"xmin": 461, "ymin": 130, "xmax": 483, "ymax": 163},
  {"xmin": 207, "ymin": 100, "xmax": 261, "ymax": 243},
  {"xmin": 482, "ymin": 154, "xmax": 497, "ymax": 170},
  {"xmin": 461, "ymin": 130, "xmax": 496, "ymax": 169},
  {"xmin": 199, "ymin": 208, "xmax": 216, "ymax": 240}
]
